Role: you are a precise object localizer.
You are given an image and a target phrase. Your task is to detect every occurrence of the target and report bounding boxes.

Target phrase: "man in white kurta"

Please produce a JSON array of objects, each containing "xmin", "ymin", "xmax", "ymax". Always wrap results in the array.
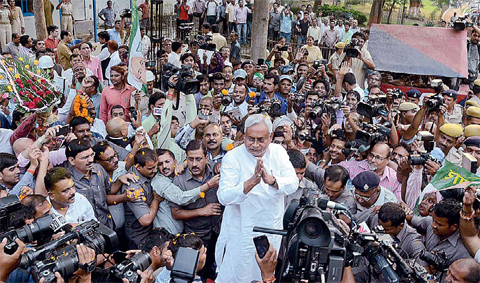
[{"xmin": 215, "ymin": 114, "xmax": 298, "ymax": 283}]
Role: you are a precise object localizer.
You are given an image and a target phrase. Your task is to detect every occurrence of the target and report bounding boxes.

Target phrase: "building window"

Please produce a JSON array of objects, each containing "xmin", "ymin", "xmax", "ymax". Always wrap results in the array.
[{"xmin": 15, "ymin": 0, "xmax": 33, "ymax": 16}]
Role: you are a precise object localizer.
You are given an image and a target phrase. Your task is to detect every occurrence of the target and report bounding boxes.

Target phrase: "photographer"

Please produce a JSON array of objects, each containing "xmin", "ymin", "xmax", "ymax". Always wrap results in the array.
[
  {"xmin": 467, "ymin": 26, "xmax": 480, "ymax": 83},
  {"xmin": 459, "ymin": 186, "xmax": 480, "ymax": 263},
  {"xmin": 334, "ymin": 63, "xmax": 365, "ymax": 101},
  {"xmin": 396, "ymin": 102, "xmax": 419, "ymax": 136},
  {"xmin": 139, "ymin": 228, "xmax": 174, "ymax": 278},
  {"xmin": 339, "ymin": 32, "xmax": 376, "ymax": 89},
  {"xmin": 285, "ymin": 149, "xmax": 318, "ymax": 206},
  {"xmin": 411, "ymin": 198, "xmax": 471, "ymax": 269}
]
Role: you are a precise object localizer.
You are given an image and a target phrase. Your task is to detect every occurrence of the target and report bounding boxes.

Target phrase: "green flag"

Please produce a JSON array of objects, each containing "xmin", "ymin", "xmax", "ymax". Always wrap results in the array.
[
  {"xmin": 127, "ymin": 0, "xmax": 147, "ymax": 92},
  {"xmin": 414, "ymin": 161, "xmax": 480, "ymax": 213}
]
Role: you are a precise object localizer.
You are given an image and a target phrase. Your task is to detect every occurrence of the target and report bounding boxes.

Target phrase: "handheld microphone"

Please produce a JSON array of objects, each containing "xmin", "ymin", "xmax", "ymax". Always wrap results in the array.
[{"xmin": 318, "ymin": 198, "xmax": 347, "ymax": 211}]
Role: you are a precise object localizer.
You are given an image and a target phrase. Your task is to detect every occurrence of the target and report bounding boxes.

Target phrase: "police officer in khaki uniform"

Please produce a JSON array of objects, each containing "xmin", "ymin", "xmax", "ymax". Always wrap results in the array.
[
  {"xmin": 0, "ymin": 0, "xmax": 12, "ymax": 51},
  {"xmin": 56, "ymin": 0, "xmax": 74, "ymax": 34}
]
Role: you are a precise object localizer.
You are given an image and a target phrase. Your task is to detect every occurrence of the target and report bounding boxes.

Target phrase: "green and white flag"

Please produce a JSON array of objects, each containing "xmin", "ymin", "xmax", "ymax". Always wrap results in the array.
[
  {"xmin": 414, "ymin": 161, "xmax": 480, "ymax": 213},
  {"xmin": 127, "ymin": 0, "xmax": 147, "ymax": 91}
]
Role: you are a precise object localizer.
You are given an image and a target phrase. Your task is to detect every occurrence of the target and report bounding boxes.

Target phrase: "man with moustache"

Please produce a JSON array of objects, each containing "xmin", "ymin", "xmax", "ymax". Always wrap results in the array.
[
  {"xmin": 63, "ymin": 139, "xmax": 130, "ymax": 229},
  {"xmin": 152, "ymin": 149, "xmax": 220, "ymax": 235},
  {"xmin": 170, "ymin": 140, "xmax": 222, "ymax": 281},
  {"xmin": 215, "ymin": 114, "xmax": 298, "ymax": 283},
  {"xmin": 45, "ymin": 167, "xmax": 96, "ymax": 224}
]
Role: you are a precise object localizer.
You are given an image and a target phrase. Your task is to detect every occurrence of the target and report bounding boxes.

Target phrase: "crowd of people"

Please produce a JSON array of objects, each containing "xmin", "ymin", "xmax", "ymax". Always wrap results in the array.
[{"xmin": 1, "ymin": 0, "xmax": 480, "ymax": 282}]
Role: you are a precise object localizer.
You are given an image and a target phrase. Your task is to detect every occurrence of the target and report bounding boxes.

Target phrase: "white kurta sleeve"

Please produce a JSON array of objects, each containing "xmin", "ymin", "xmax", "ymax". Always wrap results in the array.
[{"xmin": 217, "ymin": 151, "xmax": 249, "ymax": 205}]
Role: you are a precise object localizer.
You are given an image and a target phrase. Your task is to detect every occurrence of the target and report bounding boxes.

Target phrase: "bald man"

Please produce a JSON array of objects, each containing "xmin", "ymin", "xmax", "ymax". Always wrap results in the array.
[
  {"xmin": 445, "ymin": 258, "xmax": 480, "ymax": 283},
  {"xmin": 12, "ymin": 137, "xmax": 33, "ymax": 157},
  {"xmin": 105, "ymin": 117, "xmax": 131, "ymax": 149}
]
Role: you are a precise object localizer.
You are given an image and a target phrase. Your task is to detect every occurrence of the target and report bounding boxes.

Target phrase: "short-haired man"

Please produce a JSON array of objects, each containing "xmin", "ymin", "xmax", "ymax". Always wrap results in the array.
[
  {"xmin": 57, "ymin": 30, "xmax": 73, "ymax": 70},
  {"xmin": 45, "ymin": 25, "xmax": 59, "ymax": 52},
  {"xmin": 152, "ymin": 149, "xmax": 219, "ymax": 235},
  {"xmin": 225, "ymin": 83, "xmax": 249, "ymax": 118},
  {"xmin": 285, "ymin": 149, "xmax": 318, "ymax": 205},
  {"xmin": 377, "ymin": 202, "xmax": 427, "ymax": 266},
  {"xmin": 445, "ymin": 258, "xmax": 480, "ymax": 283},
  {"xmin": 171, "ymin": 140, "xmax": 221, "ymax": 280},
  {"xmin": 327, "ymin": 136, "xmax": 347, "ymax": 166},
  {"xmin": 216, "ymin": 114, "xmax": 298, "ymax": 282},
  {"xmin": 139, "ymin": 228, "xmax": 174, "ymax": 276},
  {"xmin": 64, "ymin": 139, "xmax": 114, "ymax": 228},
  {"xmin": 21, "ymin": 194, "xmax": 51, "ymax": 221},
  {"xmin": 0, "ymin": 152, "xmax": 38, "ymax": 197},
  {"xmin": 45, "ymin": 167, "xmax": 96, "ymax": 224},
  {"xmin": 411, "ymin": 198, "xmax": 471, "ymax": 267},
  {"xmin": 335, "ymin": 69, "xmax": 365, "ymax": 101},
  {"xmin": 123, "ymin": 148, "xmax": 163, "ymax": 248}
]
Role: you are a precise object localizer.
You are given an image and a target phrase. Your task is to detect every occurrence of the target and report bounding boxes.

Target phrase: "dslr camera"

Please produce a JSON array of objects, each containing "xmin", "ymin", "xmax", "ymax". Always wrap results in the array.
[
  {"xmin": 162, "ymin": 63, "xmax": 200, "ymax": 95},
  {"xmin": 408, "ymin": 131, "xmax": 442, "ymax": 166},
  {"xmin": 424, "ymin": 94, "xmax": 443, "ymax": 112},
  {"xmin": 121, "ymin": 9, "xmax": 132, "ymax": 18},
  {"xmin": 195, "ymin": 34, "xmax": 216, "ymax": 51},
  {"xmin": 308, "ymin": 97, "xmax": 344, "ymax": 119},
  {"xmin": 356, "ymin": 100, "xmax": 389, "ymax": 118}
]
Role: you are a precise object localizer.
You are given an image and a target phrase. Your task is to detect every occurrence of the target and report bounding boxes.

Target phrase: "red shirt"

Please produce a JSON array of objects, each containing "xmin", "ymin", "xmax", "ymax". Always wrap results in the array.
[
  {"xmin": 99, "ymin": 84, "xmax": 136, "ymax": 123},
  {"xmin": 138, "ymin": 3, "xmax": 150, "ymax": 19},
  {"xmin": 179, "ymin": 4, "xmax": 189, "ymax": 20},
  {"xmin": 45, "ymin": 37, "xmax": 59, "ymax": 51}
]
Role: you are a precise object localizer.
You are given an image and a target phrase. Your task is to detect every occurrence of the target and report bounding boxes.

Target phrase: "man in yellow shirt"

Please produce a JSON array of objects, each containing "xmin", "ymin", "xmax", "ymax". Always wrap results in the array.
[{"xmin": 57, "ymin": 30, "xmax": 73, "ymax": 70}]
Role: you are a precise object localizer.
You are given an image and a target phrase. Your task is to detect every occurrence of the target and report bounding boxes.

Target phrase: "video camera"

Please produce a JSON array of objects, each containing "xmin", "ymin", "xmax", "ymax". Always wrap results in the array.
[
  {"xmin": 194, "ymin": 35, "xmax": 216, "ymax": 51},
  {"xmin": 254, "ymin": 194, "xmax": 356, "ymax": 283},
  {"xmin": 357, "ymin": 100, "xmax": 389, "ymax": 118},
  {"xmin": 342, "ymin": 121, "xmax": 392, "ymax": 156},
  {"xmin": 0, "ymin": 214, "xmax": 68, "ymax": 254},
  {"xmin": 345, "ymin": 38, "xmax": 360, "ymax": 58},
  {"xmin": 419, "ymin": 250, "xmax": 448, "ymax": 271},
  {"xmin": 120, "ymin": 9, "xmax": 132, "ymax": 18},
  {"xmin": 170, "ymin": 247, "xmax": 200, "ymax": 283},
  {"xmin": 23, "ymin": 220, "xmax": 118, "ymax": 282},
  {"xmin": 308, "ymin": 97, "xmax": 344, "ymax": 119},
  {"xmin": 408, "ymin": 131, "xmax": 444, "ymax": 166},
  {"xmin": 453, "ymin": 17, "xmax": 474, "ymax": 31},
  {"xmin": 162, "ymin": 63, "xmax": 200, "ymax": 95},
  {"xmin": 352, "ymin": 227, "xmax": 429, "ymax": 283}
]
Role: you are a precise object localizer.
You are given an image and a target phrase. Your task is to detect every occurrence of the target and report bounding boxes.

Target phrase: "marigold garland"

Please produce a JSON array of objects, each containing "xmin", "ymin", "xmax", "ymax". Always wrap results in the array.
[{"xmin": 73, "ymin": 95, "xmax": 93, "ymax": 122}]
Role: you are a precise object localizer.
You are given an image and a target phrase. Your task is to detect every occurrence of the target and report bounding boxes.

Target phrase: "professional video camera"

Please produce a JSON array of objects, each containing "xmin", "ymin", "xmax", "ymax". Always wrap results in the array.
[
  {"xmin": 254, "ymin": 195, "xmax": 356, "ymax": 283},
  {"xmin": 357, "ymin": 100, "xmax": 389, "ymax": 118},
  {"xmin": 162, "ymin": 63, "xmax": 200, "ymax": 95},
  {"xmin": 424, "ymin": 94, "xmax": 443, "ymax": 112},
  {"xmin": 453, "ymin": 17, "xmax": 474, "ymax": 31},
  {"xmin": 194, "ymin": 34, "xmax": 216, "ymax": 51},
  {"xmin": 0, "ymin": 195, "xmax": 27, "ymax": 232},
  {"xmin": 342, "ymin": 121, "xmax": 392, "ymax": 157},
  {"xmin": 308, "ymin": 97, "xmax": 344, "ymax": 119},
  {"xmin": 0, "ymin": 214, "xmax": 68, "ymax": 254},
  {"xmin": 352, "ymin": 227, "xmax": 429, "ymax": 283},
  {"xmin": 23, "ymin": 220, "xmax": 118, "ymax": 282},
  {"xmin": 120, "ymin": 9, "xmax": 132, "ymax": 18},
  {"xmin": 345, "ymin": 38, "xmax": 360, "ymax": 58}
]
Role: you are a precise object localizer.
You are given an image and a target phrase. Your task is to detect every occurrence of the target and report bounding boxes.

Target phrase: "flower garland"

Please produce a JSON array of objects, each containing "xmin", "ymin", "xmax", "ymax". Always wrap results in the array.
[{"xmin": 73, "ymin": 95, "xmax": 93, "ymax": 122}]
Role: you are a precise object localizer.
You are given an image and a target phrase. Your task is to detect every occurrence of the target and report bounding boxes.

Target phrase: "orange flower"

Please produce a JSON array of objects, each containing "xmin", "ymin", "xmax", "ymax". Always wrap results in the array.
[
  {"xmin": 221, "ymin": 89, "xmax": 228, "ymax": 95},
  {"xmin": 226, "ymin": 143, "xmax": 234, "ymax": 151},
  {"xmin": 248, "ymin": 91, "xmax": 256, "ymax": 98}
]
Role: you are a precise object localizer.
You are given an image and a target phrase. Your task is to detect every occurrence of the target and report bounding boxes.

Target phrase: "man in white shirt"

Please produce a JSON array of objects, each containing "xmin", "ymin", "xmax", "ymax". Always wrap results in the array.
[
  {"xmin": 168, "ymin": 41, "xmax": 182, "ymax": 68},
  {"xmin": 306, "ymin": 18, "xmax": 322, "ymax": 43},
  {"xmin": 45, "ymin": 167, "xmax": 97, "ymax": 224},
  {"xmin": 334, "ymin": 18, "xmax": 345, "ymax": 39},
  {"xmin": 141, "ymin": 27, "xmax": 151, "ymax": 58},
  {"xmin": 215, "ymin": 114, "xmax": 298, "ymax": 283}
]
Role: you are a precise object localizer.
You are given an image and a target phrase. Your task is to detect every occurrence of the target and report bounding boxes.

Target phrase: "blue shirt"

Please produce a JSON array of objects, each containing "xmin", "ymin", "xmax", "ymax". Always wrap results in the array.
[
  {"xmin": 107, "ymin": 28, "xmax": 122, "ymax": 46},
  {"xmin": 258, "ymin": 92, "xmax": 288, "ymax": 114},
  {"xmin": 280, "ymin": 13, "xmax": 293, "ymax": 34}
]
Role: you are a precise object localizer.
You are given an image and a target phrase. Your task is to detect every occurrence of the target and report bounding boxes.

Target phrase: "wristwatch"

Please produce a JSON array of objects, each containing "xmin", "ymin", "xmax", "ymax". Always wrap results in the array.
[
  {"xmin": 79, "ymin": 259, "xmax": 97, "ymax": 273},
  {"xmin": 270, "ymin": 177, "xmax": 277, "ymax": 187}
]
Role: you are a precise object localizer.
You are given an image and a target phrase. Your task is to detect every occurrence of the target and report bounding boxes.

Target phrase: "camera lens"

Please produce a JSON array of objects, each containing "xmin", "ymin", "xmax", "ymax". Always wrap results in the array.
[{"xmin": 304, "ymin": 219, "xmax": 322, "ymax": 239}]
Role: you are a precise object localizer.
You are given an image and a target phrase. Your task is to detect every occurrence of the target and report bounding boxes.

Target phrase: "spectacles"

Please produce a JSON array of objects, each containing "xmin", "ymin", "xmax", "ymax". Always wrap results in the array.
[
  {"xmin": 246, "ymin": 137, "xmax": 268, "ymax": 144},
  {"xmin": 355, "ymin": 189, "xmax": 379, "ymax": 202},
  {"xmin": 368, "ymin": 153, "xmax": 387, "ymax": 162},
  {"xmin": 273, "ymin": 140, "xmax": 285, "ymax": 145},
  {"xmin": 101, "ymin": 153, "xmax": 118, "ymax": 163}
]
